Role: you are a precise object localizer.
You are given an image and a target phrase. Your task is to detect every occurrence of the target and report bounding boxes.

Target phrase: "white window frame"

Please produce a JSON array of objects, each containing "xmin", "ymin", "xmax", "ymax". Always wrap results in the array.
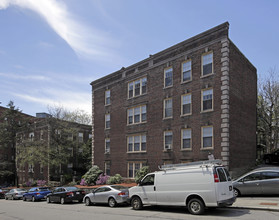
[
  {"xmin": 128, "ymin": 77, "xmax": 147, "ymax": 99},
  {"xmin": 105, "ymin": 90, "xmax": 111, "ymax": 105},
  {"xmin": 164, "ymin": 67, "xmax": 173, "ymax": 88},
  {"xmin": 201, "ymin": 52, "xmax": 214, "ymax": 77},
  {"xmin": 127, "ymin": 105, "xmax": 147, "ymax": 125},
  {"xmin": 105, "ymin": 161, "xmax": 111, "ymax": 175},
  {"xmin": 201, "ymin": 88, "xmax": 213, "ymax": 112},
  {"xmin": 128, "ymin": 162, "xmax": 144, "ymax": 178},
  {"xmin": 181, "ymin": 60, "xmax": 192, "ymax": 83},
  {"xmin": 164, "ymin": 131, "xmax": 173, "ymax": 150},
  {"xmin": 181, "ymin": 128, "xmax": 192, "ymax": 150},
  {"xmin": 127, "ymin": 134, "xmax": 147, "ymax": 153},
  {"xmin": 78, "ymin": 132, "xmax": 83, "ymax": 143},
  {"xmin": 105, "ymin": 138, "xmax": 110, "ymax": 154},
  {"xmin": 164, "ymin": 98, "xmax": 173, "ymax": 119},
  {"xmin": 105, "ymin": 114, "xmax": 110, "ymax": 129},
  {"xmin": 181, "ymin": 93, "xmax": 191, "ymax": 116},
  {"xmin": 201, "ymin": 126, "xmax": 214, "ymax": 149}
]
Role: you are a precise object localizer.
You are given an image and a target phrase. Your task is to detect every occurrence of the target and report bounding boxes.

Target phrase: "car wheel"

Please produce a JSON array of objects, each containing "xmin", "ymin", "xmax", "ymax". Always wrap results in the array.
[
  {"xmin": 131, "ymin": 196, "xmax": 143, "ymax": 210},
  {"xmin": 108, "ymin": 198, "xmax": 117, "ymax": 207},
  {"xmin": 23, "ymin": 196, "xmax": 26, "ymax": 201},
  {"xmin": 187, "ymin": 198, "xmax": 205, "ymax": 215},
  {"xmin": 46, "ymin": 197, "xmax": 51, "ymax": 203},
  {"xmin": 32, "ymin": 196, "xmax": 36, "ymax": 202},
  {"xmin": 5, "ymin": 196, "xmax": 8, "ymax": 200},
  {"xmin": 85, "ymin": 197, "xmax": 91, "ymax": 206},
  {"xmin": 60, "ymin": 197, "xmax": 65, "ymax": 205},
  {"xmin": 233, "ymin": 188, "xmax": 240, "ymax": 197},
  {"xmin": 11, "ymin": 196, "xmax": 14, "ymax": 200}
]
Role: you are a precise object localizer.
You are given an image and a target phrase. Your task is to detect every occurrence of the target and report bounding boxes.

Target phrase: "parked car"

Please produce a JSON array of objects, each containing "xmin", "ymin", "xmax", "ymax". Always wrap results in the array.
[
  {"xmin": 129, "ymin": 160, "xmax": 235, "ymax": 215},
  {"xmin": 263, "ymin": 149, "xmax": 279, "ymax": 164},
  {"xmin": 46, "ymin": 186, "xmax": 85, "ymax": 204},
  {"xmin": 233, "ymin": 167, "xmax": 279, "ymax": 197},
  {"xmin": 83, "ymin": 185, "xmax": 129, "ymax": 207},
  {"xmin": 23, "ymin": 187, "xmax": 52, "ymax": 202},
  {"xmin": 5, "ymin": 188, "xmax": 27, "ymax": 200},
  {"xmin": 0, "ymin": 189, "xmax": 9, "ymax": 199}
]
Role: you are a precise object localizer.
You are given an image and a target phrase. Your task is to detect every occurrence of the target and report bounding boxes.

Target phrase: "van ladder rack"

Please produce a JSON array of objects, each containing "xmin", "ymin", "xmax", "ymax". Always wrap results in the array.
[{"xmin": 158, "ymin": 159, "xmax": 222, "ymax": 170}]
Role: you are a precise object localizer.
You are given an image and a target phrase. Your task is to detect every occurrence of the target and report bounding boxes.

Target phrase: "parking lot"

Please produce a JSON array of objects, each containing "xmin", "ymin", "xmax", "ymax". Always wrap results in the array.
[{"xmin": 1, "ymin": 199, "xmax": 279, "ymax": 220}]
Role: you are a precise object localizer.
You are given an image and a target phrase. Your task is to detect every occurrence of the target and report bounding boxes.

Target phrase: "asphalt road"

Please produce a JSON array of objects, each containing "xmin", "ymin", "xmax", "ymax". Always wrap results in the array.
[{"xmin": 1, "ymin": 199, "xmax": 279, "ymax": 220}]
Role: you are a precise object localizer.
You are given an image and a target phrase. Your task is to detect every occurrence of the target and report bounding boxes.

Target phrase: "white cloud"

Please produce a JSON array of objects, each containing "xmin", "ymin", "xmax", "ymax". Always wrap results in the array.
[
  {"xmin": 0, "ymin": 0, "xmax": 116, "ymax": 60},
  {"xmin": 0, "ymin": 72, "xmax": 51, "ymax": 81}
]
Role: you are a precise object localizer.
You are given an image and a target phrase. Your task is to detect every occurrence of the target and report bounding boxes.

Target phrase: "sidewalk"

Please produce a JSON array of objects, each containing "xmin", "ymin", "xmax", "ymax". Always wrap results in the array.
[{"xmin": 232, "ymin": 197, "xmax": 279, "ymax": 212}]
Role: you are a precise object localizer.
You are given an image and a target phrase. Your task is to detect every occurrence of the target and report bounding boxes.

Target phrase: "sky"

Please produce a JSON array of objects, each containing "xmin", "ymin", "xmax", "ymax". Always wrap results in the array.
[{"xmin": 0, "ymin": 0, "xmax": 278, "ymax": 117}]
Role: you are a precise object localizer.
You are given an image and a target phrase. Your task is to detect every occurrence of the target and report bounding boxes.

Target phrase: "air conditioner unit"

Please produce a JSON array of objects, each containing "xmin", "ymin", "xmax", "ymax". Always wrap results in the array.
[
  {"xmin": 105, "ymin": 149, "xmax": 110, "ymax": 153},
  {"xmin": 165, "ymin": 144, "xmax": 172, "ymax": 150}
]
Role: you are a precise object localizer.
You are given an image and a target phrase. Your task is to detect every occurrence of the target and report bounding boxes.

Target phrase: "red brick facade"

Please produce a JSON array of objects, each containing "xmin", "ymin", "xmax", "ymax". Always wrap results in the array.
[{"xmin": 91, "ymin": 22, "xmax": 257, "ymax": 178}]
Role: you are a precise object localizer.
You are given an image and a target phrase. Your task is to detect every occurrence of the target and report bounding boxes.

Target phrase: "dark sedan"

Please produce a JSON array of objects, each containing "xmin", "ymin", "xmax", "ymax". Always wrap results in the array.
[
  {"xmin": 23, "ymin": 187, "xmax": 52, "ymax": 202},
  {"xmin": 233, "ymin": 167, "xmax": 279, "ymax": 197},
  {"xmin": 46, "ymin": 187, "xmax": 85, "ymax": 204},
  {"xmin": 5, "ymin": 188, "xmax": 27, "ymax": 200},
  {"xmin": 0, "ymin": 189, "xmax": 9, "ymax": 199}
]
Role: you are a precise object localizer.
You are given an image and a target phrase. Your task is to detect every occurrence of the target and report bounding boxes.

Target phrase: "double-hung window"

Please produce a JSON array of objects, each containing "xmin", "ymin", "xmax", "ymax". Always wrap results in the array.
[
  {"xmin": 181, "ymin": 129, "xmax": 191, "ymax": 150},
  {"xmin": 105, "ymin": 138, "xmax": 110, "ymax": 153},
  {"xmin": 164, "ymin": 131, "xmax": 173, "ymax": 150},
  {"xmin": 128, "ymin": 134, "xmax": 146, "ymax": 152},
  {"xmin": 128, "ymin": 162, "xmax": 144, "ymax": 178},
  {"xmin": 202, "ymin": 89, "xmax": 213, "ymax": 112},
  {"xmin": 105, "ymin": 161, "xmax": 111, "ymax": 175},
  {"xmin": 105, "ymin": 114, "xmax": 110, "ymax": 129},
  {"xmin": 164, "ymin": 67, "xmax": 173, "ymax": 87},
  {"xmin": 202, "ymin": 52, "xmax": 213, "ymax": 76},
  {"xmin": 202, "ymin": 126, "xmax": 213, "ymax": 148},
  {"xmin": 164, "ymin": 98, "xmax": 173, "ymax": 118},
  {"xmin": 105, "ymin": 90, "xmax": 111, "ymax": 105},
  {"xmin": 182, "ymin": 60, "xmax": 192, "ymax": 82},
  {"xmin": 128, "ymin": 77, "xmax": 147, "ymax": 98},
  {"xmin": 181, "ymin": 93, "xmax": 191, "ymax": 115},
  {"xmin": 127, "ymin": 105, "xmax": 147, "ymax": 125}
]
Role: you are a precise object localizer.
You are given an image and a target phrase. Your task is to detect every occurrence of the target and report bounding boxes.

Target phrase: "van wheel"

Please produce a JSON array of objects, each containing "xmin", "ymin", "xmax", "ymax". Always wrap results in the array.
[
  {"xmin": 188, "ymin": 198, "xmax": 205, "ymax": 215},
  {"xmin": 233, "ymin": 188, "xmax": 240, "ymax": 197},
  {"xmin": 131, "ymin": 197, "xmax": 143, "ymax": 210}
]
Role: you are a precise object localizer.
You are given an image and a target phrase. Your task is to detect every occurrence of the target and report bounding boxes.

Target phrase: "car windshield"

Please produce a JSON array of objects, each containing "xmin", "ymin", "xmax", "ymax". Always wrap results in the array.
[
  {"xmin": 111, "ymin": 185, "xmax": 128, "ymax": 190},
  {"xmin": 65, "ymin": 187, "xmax": 78, "ymax": 191}
]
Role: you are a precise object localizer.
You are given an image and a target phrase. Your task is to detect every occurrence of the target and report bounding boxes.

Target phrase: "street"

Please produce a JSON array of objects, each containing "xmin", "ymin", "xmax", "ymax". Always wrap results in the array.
[{"xmin": 1, "ymin": 199, "xmax": 279, "ymax": 220}]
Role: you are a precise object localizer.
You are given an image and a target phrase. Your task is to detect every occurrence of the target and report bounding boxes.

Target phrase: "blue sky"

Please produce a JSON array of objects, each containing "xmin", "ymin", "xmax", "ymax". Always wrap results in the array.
[{"xmin": 0, "ymin": 0, "xmax": 278, "ymax": 116}]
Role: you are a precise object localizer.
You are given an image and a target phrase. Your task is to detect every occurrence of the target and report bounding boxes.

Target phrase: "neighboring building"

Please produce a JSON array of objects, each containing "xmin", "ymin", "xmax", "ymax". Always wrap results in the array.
[
  {"xmin": 16, "ymin": 113, "xmax": 92, "ymax": 185},
  {"xmin": 0, "ymin": 106, "xmax": 34, "ymax": 186},
  {"xmin": 91, "ymin": 22, "xmax": 257, "ymax": 178}
]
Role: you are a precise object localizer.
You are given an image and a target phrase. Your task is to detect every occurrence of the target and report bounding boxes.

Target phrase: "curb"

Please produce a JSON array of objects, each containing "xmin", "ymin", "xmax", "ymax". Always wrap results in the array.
[{"xmin": 230, "ymin": 206, "xmax": 279, "ymax": 212}]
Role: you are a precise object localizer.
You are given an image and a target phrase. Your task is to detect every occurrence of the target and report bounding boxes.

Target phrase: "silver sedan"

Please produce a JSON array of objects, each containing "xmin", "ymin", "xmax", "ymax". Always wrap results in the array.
[{"xmin": 83, "ymin": 185, "xmax": 129, "ymax": 207}]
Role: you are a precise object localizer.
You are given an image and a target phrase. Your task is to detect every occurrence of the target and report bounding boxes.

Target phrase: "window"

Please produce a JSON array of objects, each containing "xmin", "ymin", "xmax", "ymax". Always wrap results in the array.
[
  {"xmin": 216, "ymin": 168, "xmax": 228, "ymax": 182},
  {"xmin": 181, "ymin": 94, "xmax": 191, "ymax": 115},
  {"xmin": 182, "ymin": 60, "xmax": 192, "ymax": 82},
  {"xmin": 141, "ymin": 174, "xmax": 155, "ymax": 186},
  {"xmin": 164, "ymin": 67, "xmax": 173, "ymax": 87},
  {"xmin": 105, "ymin": 138, "xmax": 110, "ymax": 153},
  {"xmin": 202, "ymin": 52, "xmax": 213, "ymax": 76},
  {"xmin": 181, "ymin": 129, "xmax": 191, "ymax": 150},
  {"xmin": 128, "ymin": 77, "xmax": 147, "ymax": 98},
  {"xmin": 105, "ymin": 161, "xmax": 111, "ymax": 175},
  {"xmin": 29, "ymin": 132, "xmax": 34, "ymax": 141},
  {"xmin": 202, "ymin": 126, "xmax": 213, "ymax": 148},
  {"xmin": 127, "ymin": 105, "xmax": 147, "ymax": 125},
  {"xmin": 127, "ymin": 134, "xmax": 146, "ymax": 152},
  {"xmin": 243, "ymin": 172, "xmax": 261, "ymax": 182},
  {"xmin": 261, "ymin": 172, "xmax": 279, "ymax": 179},
  {"xmin": 164, "ymin": 98, "xmax": 173, "ymax": 118},
  {"xmin": 105, "ymin": 114, "xmax": 110, "ymax": 129},
  {"xmin": 164, "ymin": 131, "xmax": 173, "ymax": 150},
  {"xmin": 128, "ymin": 162, "xmax": 144, "ymax": 178},
  {"xmin": 202, "ymin": 88, "xmax": 213, "ymax": 112},
  {"xmin": 105, "ymin": 90, "xmax": 111, "ymax": 105},
  {"xmin": 78, "ymin": 132, "xmax": 83, "ymax": 143},
  {"xmin": 28, "ymin": 164, "xmax": 34, "ymax": 173}
]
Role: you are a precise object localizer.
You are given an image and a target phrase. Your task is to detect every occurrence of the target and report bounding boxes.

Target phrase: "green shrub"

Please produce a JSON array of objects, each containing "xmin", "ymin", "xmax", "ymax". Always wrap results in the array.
[
  {"xmin": 135, "ymin": 166, "xmax": 150, "ymax": 184},
  {"xmin": 82, "ymin": 166, "xmax": 103, "ymax": 185},
  {"xmin": 107, "ymin": 174, "xmax": 123, "ymax": 184}
]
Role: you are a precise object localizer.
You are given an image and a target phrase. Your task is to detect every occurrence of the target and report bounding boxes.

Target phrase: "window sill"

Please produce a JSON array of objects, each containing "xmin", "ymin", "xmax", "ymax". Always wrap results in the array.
[
  {"xmin": 200, "ymin": 72, "xmax": 215, "ymax": 79},
  {"xmin": 127, "ymin": 93, "xmax": 147, "ymax": 100},
  {"xmin": 181, "ymin": 148, "xmax": 192, "ymax": 151},
  {"xmin": 163, "ymin": 116, "xmax": 173, "ymax": 120},
  {"xmin": 163, "ymin": 149, "xmax": 173, "ymax": 152},
  {"xmin": 181, "ymin": 113, "xmax": 192, "ymax": 117},
  {"xmin": 164, "ymin": 85, "xmax": 173, "ymax": 89},
  {"xmin": 200, "ymin": 147, "xmax": 214, "ymax": 150},
  {"xmin": 201, "ymin": 109, "xmax": 214, "ymax": 114},
  {"xmin": 127, "ymin": 121, "xmax": 147, "ymax": 126},
  {"xmin": 127, "ymin": 151, "xmax": 147, "ymax": 154},
  {"xmin": 181, "ymin": 79, "xmax": 192, "ymax": 84},
  {"xmin": 105, "ymin": 104, "xmax": 111, "ymax": 107}
]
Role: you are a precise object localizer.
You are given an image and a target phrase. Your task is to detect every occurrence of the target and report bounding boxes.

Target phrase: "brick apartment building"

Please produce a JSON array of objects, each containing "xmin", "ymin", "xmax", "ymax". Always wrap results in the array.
[
  {"xmin": 16, "ymin": 113, "xmax": 92, "ymax": 185},
  {"xmin": 91, "ymin": 22, "xmax": 257, "ymax": 178}
]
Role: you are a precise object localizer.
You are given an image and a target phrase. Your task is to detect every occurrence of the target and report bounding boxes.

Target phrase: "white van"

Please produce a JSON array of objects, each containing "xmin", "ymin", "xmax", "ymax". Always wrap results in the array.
[{"xmin": 128, "ymin": 160, "xmax": 235, "ymax": 215}]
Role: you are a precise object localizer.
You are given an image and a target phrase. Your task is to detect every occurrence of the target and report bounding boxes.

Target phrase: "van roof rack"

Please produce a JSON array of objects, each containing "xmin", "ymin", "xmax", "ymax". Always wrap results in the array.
[{"xmin": 158, "ymin": 159, "xmax": 222, "ymax": 171}]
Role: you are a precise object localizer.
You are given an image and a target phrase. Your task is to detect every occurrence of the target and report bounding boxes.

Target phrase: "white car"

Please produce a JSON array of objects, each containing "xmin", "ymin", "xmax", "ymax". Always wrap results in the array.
[{"xmin": 83, "ymin": 185, "xmax": 129, "ymax": 207}]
